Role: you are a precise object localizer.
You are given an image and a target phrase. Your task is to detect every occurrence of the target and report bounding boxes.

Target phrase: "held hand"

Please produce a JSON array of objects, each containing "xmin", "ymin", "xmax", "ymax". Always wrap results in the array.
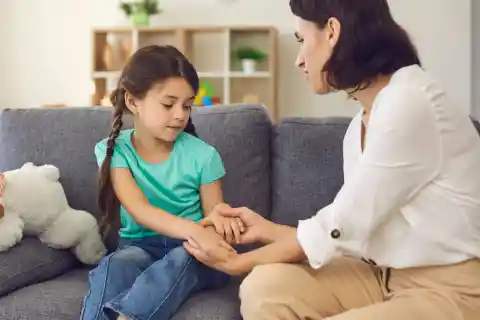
[
  {"xmin": 190, "ymin": 225, "xmax": 236, "ymax": 256},
  {"xmin": 200, "ymin": 204, "xmax": 245, "ymax": 244},
  {"xmin": 215, "ymin": 206, "xmax": 274, "ymax": 245}
]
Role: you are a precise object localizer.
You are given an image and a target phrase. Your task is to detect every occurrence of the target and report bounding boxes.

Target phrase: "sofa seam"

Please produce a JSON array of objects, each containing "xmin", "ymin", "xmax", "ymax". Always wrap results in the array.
[{"xmin": 2, "ymin": 257, "xmax": 74, "ymax": 282}]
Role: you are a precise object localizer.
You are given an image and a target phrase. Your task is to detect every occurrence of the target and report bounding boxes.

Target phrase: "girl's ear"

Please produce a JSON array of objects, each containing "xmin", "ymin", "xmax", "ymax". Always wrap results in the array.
[{"xmin": 124, "ymin": 91, "xmax": 138, "ymax": 114}]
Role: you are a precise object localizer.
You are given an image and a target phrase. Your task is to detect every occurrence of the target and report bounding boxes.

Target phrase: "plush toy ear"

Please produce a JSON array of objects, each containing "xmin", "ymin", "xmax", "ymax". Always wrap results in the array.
[
  {"xmin": 0, "ymin": 172, "xmax": 5, "ymax": 197},
  {"xmin": 21, "ymin": 162, "xmax": 34, "ymax": 169}
]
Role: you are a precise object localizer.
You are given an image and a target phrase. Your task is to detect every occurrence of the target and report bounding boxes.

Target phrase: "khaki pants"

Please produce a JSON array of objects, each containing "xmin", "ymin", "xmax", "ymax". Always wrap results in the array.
[{"xmin": 239, "ymin": 258, "xmax": 480, "ymax": 319}]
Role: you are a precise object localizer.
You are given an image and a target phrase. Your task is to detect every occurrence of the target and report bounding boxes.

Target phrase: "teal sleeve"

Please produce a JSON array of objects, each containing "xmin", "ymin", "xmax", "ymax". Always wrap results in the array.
[
  {"xmin": 94, "ymin": 141, "xmax": 129, "ymax": 168},
  {"xmin": 200, "ymin": 148, "xmax": 226, "ymax": 184}
]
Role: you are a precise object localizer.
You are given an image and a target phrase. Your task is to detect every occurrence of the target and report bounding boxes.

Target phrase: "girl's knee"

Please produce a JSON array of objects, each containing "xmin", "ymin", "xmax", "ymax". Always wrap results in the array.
[
  {"xmin": 166, "ymin": 245, "xmax": 193, "ymax": 265},
  {"xmin": 110, "ymin": 246, "xmax": 151, "ymax": 266},
  {"xmin": 92, "ymin": 246, "xmax": 152, "ymax": 279}
]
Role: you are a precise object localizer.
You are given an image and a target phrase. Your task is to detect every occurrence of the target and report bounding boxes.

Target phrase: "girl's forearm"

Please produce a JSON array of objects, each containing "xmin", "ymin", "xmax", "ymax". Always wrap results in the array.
[{"xmin": 132, "ymin": 203, "xmax": 202, "ymax": 240}]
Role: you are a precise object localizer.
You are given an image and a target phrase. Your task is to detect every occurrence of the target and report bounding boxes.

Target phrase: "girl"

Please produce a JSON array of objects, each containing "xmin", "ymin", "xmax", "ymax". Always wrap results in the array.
[{"xmin": 81, "ymin": 45, "xmax": 243, "ymax": 320}]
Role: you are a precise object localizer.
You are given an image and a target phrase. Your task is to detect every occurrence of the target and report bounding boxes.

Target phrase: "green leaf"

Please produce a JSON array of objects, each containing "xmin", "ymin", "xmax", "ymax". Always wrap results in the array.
[
  {"xmin": 233, "ymin": 46, "xmax": 267, "ymax": 61},
  {"xmin": 119, "ymin": 0, "xmax": 161, "ymax": 16}
]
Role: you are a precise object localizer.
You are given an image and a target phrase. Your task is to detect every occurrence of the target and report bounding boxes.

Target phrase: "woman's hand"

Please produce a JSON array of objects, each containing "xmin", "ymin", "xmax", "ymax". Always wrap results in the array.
[
  {"xmin": 201, "ymin": 203, "xmax": 246, "ymax": 244},
  {"xmin": 190, "ymin": 225, "xmax": 236, "ymax": 256},
  {"xmin": 214, "ymin": 206, "xmax": 279, "ymax": 245},
  {"xmin": 184, "ymin": 237, "xmax": 251, "ymax": 275}
]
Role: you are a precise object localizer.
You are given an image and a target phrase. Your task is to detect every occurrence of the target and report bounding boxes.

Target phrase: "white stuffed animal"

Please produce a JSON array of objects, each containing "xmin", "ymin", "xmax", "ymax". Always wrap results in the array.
[{"xmin": 0, "ymin": 162, "xmax": 107, "ymax": 265}]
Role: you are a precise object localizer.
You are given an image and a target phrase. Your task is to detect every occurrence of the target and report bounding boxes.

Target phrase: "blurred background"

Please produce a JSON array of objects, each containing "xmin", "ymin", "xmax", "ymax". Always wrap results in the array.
[{"xmin": 0, "ymin": 0, "xmax": 477, "ymax": 120}]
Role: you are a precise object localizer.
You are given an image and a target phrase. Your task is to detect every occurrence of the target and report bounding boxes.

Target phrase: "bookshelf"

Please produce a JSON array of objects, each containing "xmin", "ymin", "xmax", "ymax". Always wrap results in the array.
[{"xmin": 91, "ymin": 26, "xmax": 278, "ymax": 119}]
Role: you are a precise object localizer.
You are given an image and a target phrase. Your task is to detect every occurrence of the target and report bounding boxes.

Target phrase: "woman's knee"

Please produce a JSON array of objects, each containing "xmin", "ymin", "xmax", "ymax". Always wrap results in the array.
[{"xmin": 239, "ymin": 263, "xmax": 299, "ymax": 301}]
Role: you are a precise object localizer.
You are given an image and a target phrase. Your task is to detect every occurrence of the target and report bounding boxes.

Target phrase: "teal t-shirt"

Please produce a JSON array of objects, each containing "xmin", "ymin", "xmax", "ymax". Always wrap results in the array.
[{"xmin": 94, "ymin": 129, "xmax": 226, "ymax": 239}]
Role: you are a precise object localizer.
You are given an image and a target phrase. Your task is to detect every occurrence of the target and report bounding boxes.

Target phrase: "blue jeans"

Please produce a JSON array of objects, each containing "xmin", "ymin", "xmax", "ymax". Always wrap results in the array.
[{"xmin": 80, "ymin": 235, "xmax": 229, "ymax": 320}]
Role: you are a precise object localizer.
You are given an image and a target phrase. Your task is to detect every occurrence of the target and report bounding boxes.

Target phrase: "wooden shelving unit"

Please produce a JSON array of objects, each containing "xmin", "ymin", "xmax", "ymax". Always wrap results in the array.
[{"xmin": 91, "ymin": 26, "xmax": 278, "ymax": 118}]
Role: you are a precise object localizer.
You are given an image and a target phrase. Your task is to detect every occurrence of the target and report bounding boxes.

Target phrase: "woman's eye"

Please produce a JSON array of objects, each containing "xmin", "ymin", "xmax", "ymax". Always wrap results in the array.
[{"xmin": 162, "ymin": 104, "xmax": 173, "ymax": 108}]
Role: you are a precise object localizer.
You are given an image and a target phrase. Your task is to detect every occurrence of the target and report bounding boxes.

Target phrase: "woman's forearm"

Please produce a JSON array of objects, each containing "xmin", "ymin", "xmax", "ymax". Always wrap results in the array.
[
  {"xmin": 241, "ymin": 227, "xmax": 306, "ymax": 270},
  {"xmin": 261, "ymin": 223, "xmax": 297, "ymax": 244}
]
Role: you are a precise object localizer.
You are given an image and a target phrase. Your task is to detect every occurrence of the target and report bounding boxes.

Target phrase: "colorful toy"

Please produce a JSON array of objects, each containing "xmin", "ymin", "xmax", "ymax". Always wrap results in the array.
[{"xmin": 194, "ymin": 81, "xmax": 222, "ymax": 107}]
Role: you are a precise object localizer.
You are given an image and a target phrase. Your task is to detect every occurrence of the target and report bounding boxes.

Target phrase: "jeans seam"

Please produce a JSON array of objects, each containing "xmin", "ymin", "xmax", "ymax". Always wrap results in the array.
[
  {"xmin": 79, "ymin": 286, "xmax": 91, "ymax": 320},
  {"xmin": 93, "ymin": 256, "xmax": 112, "ymax": 320},
  {"xmin": 146, "ymin": 256, "xmax": 194, "ymax": 320}
]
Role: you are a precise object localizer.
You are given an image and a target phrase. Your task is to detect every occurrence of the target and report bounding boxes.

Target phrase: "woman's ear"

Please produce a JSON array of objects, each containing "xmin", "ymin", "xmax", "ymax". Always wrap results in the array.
[
  {"xmin": 326, "ymin": 17, "xmax": 341, "ymax": 48},
  {"xmin": 124, "ymin": 91, "xmax": 138, "ymax": 114}
]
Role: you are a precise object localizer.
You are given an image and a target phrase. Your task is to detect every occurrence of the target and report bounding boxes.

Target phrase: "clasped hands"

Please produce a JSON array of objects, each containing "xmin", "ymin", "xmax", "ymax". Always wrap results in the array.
[{"xmin": 183, "ymin": 203, "xmax": 266, "ymax": 275}]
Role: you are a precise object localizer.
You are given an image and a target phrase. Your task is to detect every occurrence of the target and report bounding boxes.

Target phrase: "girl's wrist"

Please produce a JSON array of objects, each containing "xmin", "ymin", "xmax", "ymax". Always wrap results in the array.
[{"xmin": 182, "ymin": 220, "xmax": 204, "ymax": 240}]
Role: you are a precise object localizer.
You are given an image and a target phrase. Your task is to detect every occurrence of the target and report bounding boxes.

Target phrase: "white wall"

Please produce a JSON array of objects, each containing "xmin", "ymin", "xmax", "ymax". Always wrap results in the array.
[
  {"xmin": 473, "ymin": 0, "xmax": 480, "ymax": 120},
  {"xmin": 0, "ymin": 0, "xmax": 472, "ymax": 118}
]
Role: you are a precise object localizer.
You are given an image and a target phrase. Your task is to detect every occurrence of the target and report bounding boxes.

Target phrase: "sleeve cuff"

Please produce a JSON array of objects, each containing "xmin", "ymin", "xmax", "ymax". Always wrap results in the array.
[{"xmin": 297, "ymin": 209, "xmax": 337, "ymax": 269}]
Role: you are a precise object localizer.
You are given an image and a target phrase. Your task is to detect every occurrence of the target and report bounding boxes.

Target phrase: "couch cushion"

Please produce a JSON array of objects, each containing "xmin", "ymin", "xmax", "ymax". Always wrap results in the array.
[
  {"xmin": 271, "ymin": 117, "xmax": 480, "ymax": 227},
  {"xmin": 0, "ymin": 104, "xmax": 272, "ymax": 251},
  {"xmin": 0, "ymin": 104, "xmax": 271, "ymax": 220},
  {"xmin": 0, "ymin": 237, "xmax": 78, "ymax": 298},
  {"xmin": 0, "ymin": 267, "xmax": 242, "ymax": 320},
  {"xmin": 192, "ymin": 104, "xmax": 272, "ymax": 219},
  {"xmin": 0, "ymin": 268, "xmax": 90, "ymax": 320},
  {"xmin": 270, "ymin": 117, "xmax": 350, "ymax": 226},
  {"xmin": 0, "ymin": 107, "xmax": 129, "ymax": 221}
]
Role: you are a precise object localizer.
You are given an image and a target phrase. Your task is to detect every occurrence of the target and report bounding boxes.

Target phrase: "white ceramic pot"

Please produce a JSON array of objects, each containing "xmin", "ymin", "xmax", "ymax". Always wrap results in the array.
[{"xmin": 241, "ymin": 59, "xmax": 256, "ymax": 74}]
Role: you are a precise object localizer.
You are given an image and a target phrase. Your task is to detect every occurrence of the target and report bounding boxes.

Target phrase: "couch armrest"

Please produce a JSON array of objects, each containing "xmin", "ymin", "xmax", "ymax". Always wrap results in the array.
[{"xmin": 0, "ymin": 237, "xmax": 79, "ymax": 297}]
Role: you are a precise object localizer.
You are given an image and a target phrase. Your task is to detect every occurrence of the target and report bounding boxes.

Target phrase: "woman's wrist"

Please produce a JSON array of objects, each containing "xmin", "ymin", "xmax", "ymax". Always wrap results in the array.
[
  {"xmin": 230, "ymin": 253, "xmax": 256, "ymax": 275},
  {"xmin": 261, "ymin": 222, "xmax": 294, "ymax": 244}
]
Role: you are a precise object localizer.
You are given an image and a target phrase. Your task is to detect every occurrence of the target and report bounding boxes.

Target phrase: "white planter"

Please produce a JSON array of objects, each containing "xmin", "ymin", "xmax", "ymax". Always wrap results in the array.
[{"xmin": 241, "ymin": 59, "xmax": 256, "ymax": 74}]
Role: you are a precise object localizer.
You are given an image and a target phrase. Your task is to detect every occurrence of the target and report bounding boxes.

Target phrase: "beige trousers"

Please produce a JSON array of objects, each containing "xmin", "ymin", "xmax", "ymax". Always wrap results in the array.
[{"xmin": 239, "ymin": 257, "xmax": 480, "ymax": 320}]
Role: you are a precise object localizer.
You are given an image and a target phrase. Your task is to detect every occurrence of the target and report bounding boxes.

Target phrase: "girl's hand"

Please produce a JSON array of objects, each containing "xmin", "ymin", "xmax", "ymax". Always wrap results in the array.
[
  {"xmin": 201, "ymin": 205, "xmax": 246, "ymax": 244},
  {"xmin": 190, "ymin": 226, "xmax": 236, "ymax": 257}
]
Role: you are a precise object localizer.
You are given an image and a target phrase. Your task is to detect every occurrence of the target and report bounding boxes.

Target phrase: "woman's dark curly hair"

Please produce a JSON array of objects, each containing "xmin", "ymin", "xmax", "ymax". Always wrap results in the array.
[{"xmin": 290, "ymin": 0, "xmax": 421, "ymax": 92}]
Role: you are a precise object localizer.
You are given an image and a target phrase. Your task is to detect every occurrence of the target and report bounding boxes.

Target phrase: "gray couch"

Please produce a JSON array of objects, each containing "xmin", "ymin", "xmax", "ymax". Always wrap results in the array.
[{"xmin": 1, "ymin": 104, "xmax": 477, "ymax": 320}]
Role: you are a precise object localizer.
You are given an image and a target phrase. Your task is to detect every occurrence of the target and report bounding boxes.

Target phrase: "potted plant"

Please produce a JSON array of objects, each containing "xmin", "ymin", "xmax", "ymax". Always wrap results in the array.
[
  {"xmin": 233, "ymin": 46, "xmax": 267, "ymax": 74},
  {"xmin": 120, "ymin": 0, "xmax": 161, "ymax": 27}
]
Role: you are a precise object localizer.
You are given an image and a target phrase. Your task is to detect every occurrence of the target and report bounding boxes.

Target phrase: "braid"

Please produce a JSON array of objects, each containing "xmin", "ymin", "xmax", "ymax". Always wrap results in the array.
[
  {"xmin": 184, "ymin": 116, "xmax": 198, "ymax": 137},
  {"xmin": 98, "ymin": 88, "xmax": 125, "ymax": 238},
  {"xmin": 106, "ymin": 108, "xmax": 124, "ymax": 155}
]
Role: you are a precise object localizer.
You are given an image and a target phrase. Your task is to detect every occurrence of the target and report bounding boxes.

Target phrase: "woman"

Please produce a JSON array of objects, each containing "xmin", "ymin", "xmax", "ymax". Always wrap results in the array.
[{"xmin": 184, "ymin": 0, "xmax": 480, "ymax": 319}]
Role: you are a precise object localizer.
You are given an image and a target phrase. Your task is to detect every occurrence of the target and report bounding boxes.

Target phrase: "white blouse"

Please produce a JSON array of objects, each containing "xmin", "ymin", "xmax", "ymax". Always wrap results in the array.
[{"xmin": 297, "ymin": 64, "xmax": 480, "ymax": 269}]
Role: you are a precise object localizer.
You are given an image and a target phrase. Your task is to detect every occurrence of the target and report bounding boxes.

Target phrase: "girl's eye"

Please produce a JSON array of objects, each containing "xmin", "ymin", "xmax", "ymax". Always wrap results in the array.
[
  {"xmin": 297, "ymin": 38, "xmax": 304, "ymax": 44},
  {"xmin": 162, "ymin": 104, "xmax": 173, "ymax": 109},
  {"xmin": 183, "ymin": 105, "xmax": 192, "ymax": 110}
]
